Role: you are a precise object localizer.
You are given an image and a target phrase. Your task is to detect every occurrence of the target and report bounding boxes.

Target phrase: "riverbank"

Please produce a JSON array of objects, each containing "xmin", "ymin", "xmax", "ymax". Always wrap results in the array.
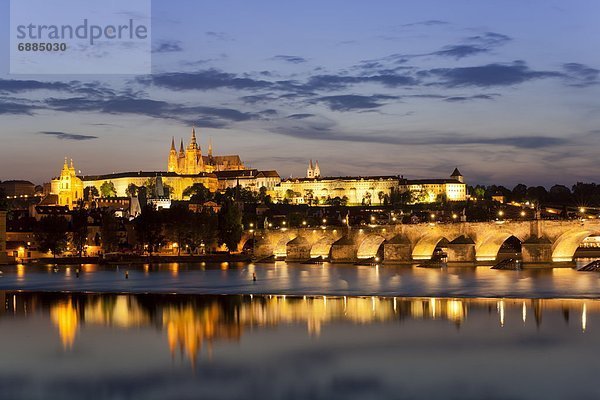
[{"xmin": 8, "ymin": 253, "xmax": 252, "ymax": 266}]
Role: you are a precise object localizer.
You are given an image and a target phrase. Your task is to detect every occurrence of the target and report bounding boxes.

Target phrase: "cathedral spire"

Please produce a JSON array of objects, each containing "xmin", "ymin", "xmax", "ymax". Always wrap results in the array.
[
  {"xmin": 179, "ymin": 139, "xmax": 185, "ymax": 155},
  {"xmin": 190, "ymin": 127, "xmax": 197, "ymax": 148},
  {"xmin": 208, "ymin": 137, "xmax": 213, "ymax": 158},
  {"xmin": 170, "ymin": 136, "xmax": 176, "ymax": 151}
]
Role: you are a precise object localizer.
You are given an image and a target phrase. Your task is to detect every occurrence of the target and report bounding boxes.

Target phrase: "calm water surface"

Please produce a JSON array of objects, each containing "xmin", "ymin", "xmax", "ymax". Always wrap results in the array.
[
  {"xmin": 0, "ymin": 292, "xmax": 598, "ymax": 400},
  {"xmin": 0, "ymin": 261, "xmax": 599, "ymax": 298},
  {"xmin": 1, "ymin": 262, "xmax": 599, "ymax": 399}
]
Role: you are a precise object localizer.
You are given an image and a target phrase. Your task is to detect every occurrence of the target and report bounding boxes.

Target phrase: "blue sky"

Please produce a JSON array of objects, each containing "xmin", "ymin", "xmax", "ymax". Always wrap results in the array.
[{"xmin": 1, "ymin": 0, "xmax": 599, "ymax": 186}]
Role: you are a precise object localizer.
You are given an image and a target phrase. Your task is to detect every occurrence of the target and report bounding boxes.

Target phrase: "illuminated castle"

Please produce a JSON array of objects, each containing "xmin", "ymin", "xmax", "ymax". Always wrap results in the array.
[{"xmin": 168, "ymin": 128, "xmax": 245, "ymax": 174}]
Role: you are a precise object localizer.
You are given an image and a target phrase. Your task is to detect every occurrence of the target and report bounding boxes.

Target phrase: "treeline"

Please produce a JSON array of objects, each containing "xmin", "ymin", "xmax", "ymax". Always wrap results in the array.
[{"xmin": 469, "ymin": 182, "xmax": 600, "ymax": 206}]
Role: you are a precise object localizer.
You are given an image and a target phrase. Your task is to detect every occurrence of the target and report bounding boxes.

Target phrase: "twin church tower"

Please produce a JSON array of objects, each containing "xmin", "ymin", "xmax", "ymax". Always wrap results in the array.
[{"xmin": 167, "ymin": 127, "xmax": 245, "ymax": 174}]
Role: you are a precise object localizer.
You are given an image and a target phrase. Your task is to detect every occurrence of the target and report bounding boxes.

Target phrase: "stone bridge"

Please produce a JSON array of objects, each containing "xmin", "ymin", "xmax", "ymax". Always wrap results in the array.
[{"xmin": 239, "ymin": 219, "xmax": 600, "ymax": 264}]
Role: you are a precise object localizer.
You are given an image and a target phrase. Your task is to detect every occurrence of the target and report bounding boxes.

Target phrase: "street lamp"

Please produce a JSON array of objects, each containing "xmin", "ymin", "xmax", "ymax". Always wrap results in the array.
[
  {"xmin": 520, "ymin": 210, "xmax": 526, "ymax": 217},
  {"xmin": 322, "ymin": 218, "xmax": 327, "ymax": 225},
  {"xmin": 498, "ymin": 210, "xmax": 504, "ymax": 218},
  {"xmin": 302, "ymin": 220, "xmax": 307, "ymax": 226}
]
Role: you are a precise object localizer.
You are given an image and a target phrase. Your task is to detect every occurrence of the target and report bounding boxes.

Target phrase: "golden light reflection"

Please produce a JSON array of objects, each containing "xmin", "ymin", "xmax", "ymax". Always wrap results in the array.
[
  {"xmin": 498, "ymin": 300, "xmax": 505, "ymax": 327},
  {"xmin": 8, "ymin": 294, "xmax": 600, "ymax": 365},
  {"xmin": 16, "ymin": 264, "xmax": 25, "ymax": 280},
  {"xmin": 50, "ymin": 300, "xmax": 78, "ymax": 349}
]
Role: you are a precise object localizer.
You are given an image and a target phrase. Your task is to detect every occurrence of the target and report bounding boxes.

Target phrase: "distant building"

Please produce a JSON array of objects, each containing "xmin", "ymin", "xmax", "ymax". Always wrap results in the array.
[
  {"xmin": 275, "ymin": 167, "xmax": 467, "ymax": 205},
  {"xmin": 46, "ymin": 129, "xmax": 252, "ymax": 207},
  {"xmin": 0, "ymin": 180, "xmax": 35, "ymax": 197},
  {"xmin": 214, "ymin": 169, "xmax": 281, "ymax": 192},
  {"xmin": 400, "ymin": 168, "xmax": 467, "ymax": 203},
  {"xmin": 306, "ymin": 160, "xmax": 321, "ymax": 178},
  {"xmin": 168, "ymin": 128, "xmax": 246, "ymax": 174}
]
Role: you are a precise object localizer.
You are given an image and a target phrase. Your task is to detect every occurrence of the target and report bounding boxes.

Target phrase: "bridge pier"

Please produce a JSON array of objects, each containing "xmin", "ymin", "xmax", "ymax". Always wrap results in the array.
[
  {"xmin": 446, "ymin": 236, "xmax": 476, "ymax": 263},
  {"xmin": 521, "ymin": 236, "xmax": 553, "ymax": 264},
  {"xmin": 253, "ymin": 238, "xmax": 274, "ymax": 259},
  {"xmin": 383, "ymin": 235, "xmax": 412, "ymax": 263},
  {"xmin": 330, "ymin": 236, "xmax": 357, "ymax": 263},
  {"xmin": 286, "ymin": 237, "xmax": 311, "ymax": 261}
]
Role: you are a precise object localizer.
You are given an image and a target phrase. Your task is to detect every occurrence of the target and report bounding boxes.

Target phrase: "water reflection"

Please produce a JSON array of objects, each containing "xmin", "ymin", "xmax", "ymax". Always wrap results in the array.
[{"xmin": 0, "ymin": 292, "xmax": 596, "ymax": 365}]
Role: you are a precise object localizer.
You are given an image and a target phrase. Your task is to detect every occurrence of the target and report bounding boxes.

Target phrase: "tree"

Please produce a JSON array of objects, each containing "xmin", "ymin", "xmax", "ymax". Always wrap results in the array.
[
  {"xmin": 189, "ymin": 210, "xmax": 218, "ymax": 253},
  {"xmin": 84, "ymin": 186, "xmax": 100, "ymax": 201},
  {"xmin": 378, "ymin": 191, "xmax": 385, "ymax": 205},
  {"xmin": 126, "ymin": 183, "xmax": 139, "ymax": 197},
  {"xmin": 70, "ymin": 208, "xmax": 89, "ymax": 257},
  {"xmin": 218, "ymin": 198, "xmax": 243, "ymax": 253},
  {"xmin": 549, "ymin": 185, "xmax": 572, "ymax": 204},
  {"xmin": 134, "ymin": 205, "xmax": 164, "ymax": 254},
  {"xmin": 100, "ymin": 181, "xmax": 117, "ymax": 198},
  {"xmin": 285, "ymin": 189, "xmax": 296, "ymax": 201},
  {"xmin": 99, "ymin": 209, "xmax": 120, "ymax": 253},
  {"xmin": 35, "ymin": 215, "xmax": 69, "ymax": 258},
  {"xmin": 511, "ymin": 184, "xmax": 528, "ymax": 203},
  {"xmin": 183, "ymin": 183, "xmax": 212, "ymax": 203},
  {"xmin": 165, "ymin": 205, "xmax": 194, "ymax": 255}
]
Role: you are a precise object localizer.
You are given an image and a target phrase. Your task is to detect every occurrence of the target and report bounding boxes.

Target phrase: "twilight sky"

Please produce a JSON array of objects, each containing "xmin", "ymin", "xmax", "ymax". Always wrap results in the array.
[{"xmin": 1, "ymin": 0, "xmax": 599, "ymax": 186}]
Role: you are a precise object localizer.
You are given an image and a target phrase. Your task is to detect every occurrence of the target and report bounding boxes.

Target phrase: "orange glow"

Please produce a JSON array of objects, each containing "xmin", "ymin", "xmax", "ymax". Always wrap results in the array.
[{"xmin": 51, "ymin": 300, "xmax": 78, "ymax": 349}]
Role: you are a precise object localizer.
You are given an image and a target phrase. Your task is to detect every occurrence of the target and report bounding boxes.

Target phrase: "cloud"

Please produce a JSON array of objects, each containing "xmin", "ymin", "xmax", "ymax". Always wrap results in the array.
[
  {"xmin": 422, "ymin": 61, "xmax": 563, "ymax": 87},
  {"xmin": 137, "ymin": 69, "xmax": 273, "ymax": 91},
  {"xmin": 400, "ymin": 20, "xmax": 449, "ymax": 28},
  {"xmin": 0, "ymin": 79, "xmax": 72, "ymax": 93},
  {"xmin": 39, "ymin": 131, "xmax": 98, "ymax": 141},
  {"xmin": 272, "ymin": 55, "xmax": 307, "ymax": 64},
  {"xmin": 0, "ymin": 100, "xmax": 37, "ymax": 115},
  {"xmin": 467, "ymin": 32, "xmax": 512, "ymax": 47},
  {"xmin": 269, "ymin": 118, "xmax": 569, "ymax": 149},
  {"xmin": 315, "ymin": 95, "xmax": 399, "ymax": 111},
  {"xmin": 562, "ymin": 63, "xmax": 599, "ymax": 87},
  {"xmin": 431, "ymin": 44, "xmax": 489, "ymax": 59},
  {"xmin": 152, "ymin": 40, "xmax": 183, "ymax": 53},
  {"xmin": 205, "ymin": 31, "xmax": 232, "ymax": 41},
  {"xmin": 44, "ymin": 95, "xmax": 259, "ymax": 128},
  {"xmin": 304, "ymin": 73, "xmax": 418, "ymax": 91},
  {"xmin": 286, "ymin": 113, "xmax": 315, "ymax": 119},
  {"xmin": 444, "ymin": 94, "xmax": 499, "ymax": 102}
]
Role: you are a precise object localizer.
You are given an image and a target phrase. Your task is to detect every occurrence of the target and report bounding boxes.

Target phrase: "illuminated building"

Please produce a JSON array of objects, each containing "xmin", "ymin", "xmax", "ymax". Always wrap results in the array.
[
  {"xmin": 47, "ymin": 128, "xmax": 250, "ymax": 207},
  {"xmin": 275, "ymin": 165, "xmax": 466, "ymax": 205},
  {"xmin": 168, "ymin": 128, "xmax": 246, "ymax": 174}
]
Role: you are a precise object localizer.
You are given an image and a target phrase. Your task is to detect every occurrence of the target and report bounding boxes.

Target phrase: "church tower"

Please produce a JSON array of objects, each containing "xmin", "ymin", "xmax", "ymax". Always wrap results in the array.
[
  {"xmin": 451, "ymin": 168, "xmax": 464, "ymax": 183},
  {"xmin": 168, "ymin": 137, "xmax": 178, "ymax": 172},
  {"xmin": 185, "ymin": 127, "xmax": 203, "ymax": 174},
  {"xmin": 51, "ymin": 157, "xmax": 83, "ymax": 208},
  {"xmin": 177, "ymin": 139, "xmax": 185, "ymax": 173},
  {"xmin": 307, "ymin": 160, "xmax": 314, "ymax": 178},
  {"xmin": 313, "ymin": 160, "xmax": 321, "ymax": 178}
]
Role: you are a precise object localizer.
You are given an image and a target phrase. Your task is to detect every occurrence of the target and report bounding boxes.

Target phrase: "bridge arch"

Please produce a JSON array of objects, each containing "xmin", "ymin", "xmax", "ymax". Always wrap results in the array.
[
  {"xmin": 357, "ymin": 234, "xmax": 386, "ymax": 259},
  {"xmin": 412, "ymin": 233, "xmax": 453, "ymax": 260},
  {"xmin": 310, "ymin": 236, "xmax": 337, "ymax": 258},
  {"xmin": 552, "ymin": 228, "xmax": 600, "ymax": 262},
  {"xmin": 476, "ymin": 231, "xmax": 525, "ymax": 262}
]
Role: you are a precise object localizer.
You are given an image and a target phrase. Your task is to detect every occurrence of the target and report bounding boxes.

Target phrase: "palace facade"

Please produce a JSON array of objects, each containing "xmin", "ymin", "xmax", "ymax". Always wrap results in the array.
[{"xmin": 273, "ymin": 163, "xmax": 466, "ymax": 205}]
